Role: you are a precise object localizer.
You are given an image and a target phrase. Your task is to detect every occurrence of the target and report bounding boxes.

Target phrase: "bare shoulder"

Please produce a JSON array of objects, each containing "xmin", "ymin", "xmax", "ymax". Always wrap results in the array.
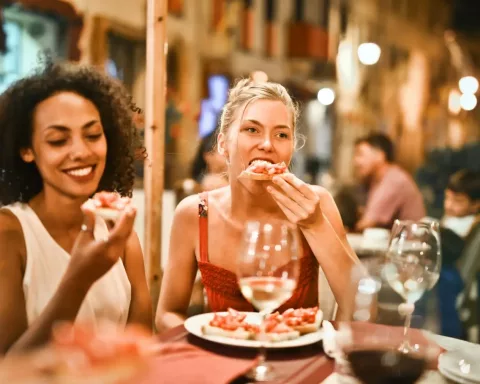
[
  {"xmin": 203, "ymin": 186, "xmax": 229, "ymax": 206},
  {"xmin": 174, "ymin": 193, "xmax": 201, "ymax": 222},
  {"xmin": 0, "ymin": 208, "xmax": 25, "ymax": 262},
  {"xmin": 0, "ymin": 208, "xmax": 23, "ymax": 238}
]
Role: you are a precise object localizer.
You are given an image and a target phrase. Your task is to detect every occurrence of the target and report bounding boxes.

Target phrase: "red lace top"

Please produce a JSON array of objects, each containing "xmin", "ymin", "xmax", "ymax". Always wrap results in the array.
[{"xmin": 197, "ymin": 192, "xmax": 319, "ymax": 313}]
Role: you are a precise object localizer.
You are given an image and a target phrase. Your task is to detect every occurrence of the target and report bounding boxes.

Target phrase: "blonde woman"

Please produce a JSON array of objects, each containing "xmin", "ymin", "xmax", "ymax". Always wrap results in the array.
[{"xmin": 156, "ymin": 79, "xmax": 359, "ymax": 330}]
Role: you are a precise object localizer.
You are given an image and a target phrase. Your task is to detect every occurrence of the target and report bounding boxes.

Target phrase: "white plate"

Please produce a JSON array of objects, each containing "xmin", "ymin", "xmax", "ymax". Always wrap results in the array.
[
  {"xmin": 424, "ymin": 331, "xmax": 480, "ymax": 352},
  {"xmin": 439, "ymin": 349, "xmax": 480, "ymax": 384},
  {"xmin": 184, "ymin": 312, "xmax": 323, "ymax": 349}
]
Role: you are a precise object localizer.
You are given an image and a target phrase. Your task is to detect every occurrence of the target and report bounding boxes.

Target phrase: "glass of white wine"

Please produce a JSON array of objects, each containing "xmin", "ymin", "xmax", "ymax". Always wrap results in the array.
[
  {"xmin": 237, "ymin": 220, "xmax": 300, "ymax": 382},
  {"xmin": 384, "ymin": 220, "xmax": 441, "ymax": 354}
]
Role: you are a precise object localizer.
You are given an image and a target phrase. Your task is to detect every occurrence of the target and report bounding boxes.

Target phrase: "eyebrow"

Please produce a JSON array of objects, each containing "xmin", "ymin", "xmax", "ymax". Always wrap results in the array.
[
  {"xmin": 45, "ymin": 120, "xmax": 100, "ymax": 132},
  {"xmin": 244, "ymin": 119, "xmax": 291, "ymax": 130}
]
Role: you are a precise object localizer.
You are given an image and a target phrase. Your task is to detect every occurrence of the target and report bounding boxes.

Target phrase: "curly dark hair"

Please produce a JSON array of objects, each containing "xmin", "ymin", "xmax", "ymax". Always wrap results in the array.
[{"xmin": 0, "ymin": 60, "xmax": 145, "ymax": 205}]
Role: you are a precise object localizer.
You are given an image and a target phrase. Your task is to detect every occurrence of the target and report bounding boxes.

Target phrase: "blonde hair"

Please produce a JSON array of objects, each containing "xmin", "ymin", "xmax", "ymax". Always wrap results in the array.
[{"xmin": 219, "ymin": 78, "xmax": 301, "ymax": 147}]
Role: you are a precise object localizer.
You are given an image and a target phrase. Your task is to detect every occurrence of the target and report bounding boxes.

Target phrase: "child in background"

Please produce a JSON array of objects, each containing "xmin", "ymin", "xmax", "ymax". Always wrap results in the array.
[
  {"xmin": 442, "ymin": 170, "xmax": 479, "ymax": 238},
  {"xmin": 437, "ymin": 170, "xmax": 479, "ymax": 339}
]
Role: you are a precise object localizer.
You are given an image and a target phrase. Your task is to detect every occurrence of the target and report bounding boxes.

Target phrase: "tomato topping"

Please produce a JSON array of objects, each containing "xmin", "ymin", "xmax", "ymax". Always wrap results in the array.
[
  {"xmin": 92, "ymin": 192, "xmax": 130, "ymax": 210},
  {"xmin": 246, "ymin": 161, "xmax": 287, "ymax": 175}
]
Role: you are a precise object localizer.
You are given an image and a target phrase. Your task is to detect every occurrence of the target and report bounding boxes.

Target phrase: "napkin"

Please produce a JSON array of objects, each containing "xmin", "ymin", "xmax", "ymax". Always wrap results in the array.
[{"xmin": 124, "ymin": 343, "xmax": 256, "ymax": 384}]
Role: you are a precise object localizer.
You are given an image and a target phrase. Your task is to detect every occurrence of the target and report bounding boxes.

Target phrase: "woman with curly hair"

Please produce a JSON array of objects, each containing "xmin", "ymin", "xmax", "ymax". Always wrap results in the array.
[{"xmin": 0, "ymin": 61, "xmax": 152, "ymax": 354}]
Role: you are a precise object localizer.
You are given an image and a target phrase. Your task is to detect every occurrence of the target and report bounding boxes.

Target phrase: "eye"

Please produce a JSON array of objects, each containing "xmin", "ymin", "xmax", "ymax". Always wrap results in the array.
[
  {"xmin": 47, "ymin": 139, "xmax": 67, "ymax": 147},
  {"xmin": 245, "ymin": 127, "xmax": 258, "ymax": 133},
  {"xmin": 87, "ymin": 133, "xmax": 103, "ymax": 141},
  {"xmin": 277, "ymin": 132, "xmax": 290, "ymax": 139}
]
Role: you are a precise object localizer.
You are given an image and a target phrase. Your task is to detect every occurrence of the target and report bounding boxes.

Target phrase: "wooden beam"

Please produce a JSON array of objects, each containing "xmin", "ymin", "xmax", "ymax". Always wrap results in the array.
[{"xmin": 144, "ymin": 0, "xmax": 167, "ymax": 322}]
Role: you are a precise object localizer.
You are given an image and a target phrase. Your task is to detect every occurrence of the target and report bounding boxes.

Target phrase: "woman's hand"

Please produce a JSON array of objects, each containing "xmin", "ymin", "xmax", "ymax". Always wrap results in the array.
[
  {"xmin": 65, "ymin": 203, "xmax": 137, "ymax": 287},
  {"xmin": 267, "ymin": 173, "xmax": 322, "ymax": 228}
]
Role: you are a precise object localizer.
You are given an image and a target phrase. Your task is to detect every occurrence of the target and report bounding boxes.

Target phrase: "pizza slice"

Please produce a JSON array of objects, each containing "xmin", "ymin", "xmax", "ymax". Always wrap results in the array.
[
  {"xmin": 239, "ymin": 160, "xmax": 288, "ymax": 181},
  {"xmin": 85, "ymin": 191, "xmax": 132, "ymax": 222},
  {"xmin": 281, "ymin": 307, "xmax": 323, "ymax": 334},
  {"xmin": 259, "ymin": 312, "xmax": 300, "ymax": 341},
  {"xmin": 201, "ymin": 308, "xmax": 259, "ymax": 340}
]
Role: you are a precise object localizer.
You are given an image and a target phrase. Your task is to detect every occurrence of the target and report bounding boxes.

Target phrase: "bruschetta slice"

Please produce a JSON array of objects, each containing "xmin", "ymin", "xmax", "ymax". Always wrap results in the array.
[{"xmin": 239, "ymin": 160, "xmax": 288, "ymax": 181}]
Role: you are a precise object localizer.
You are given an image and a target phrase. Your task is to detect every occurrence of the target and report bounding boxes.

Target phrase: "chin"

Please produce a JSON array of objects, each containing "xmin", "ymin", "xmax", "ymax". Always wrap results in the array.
[
  {"xmin": 240, "ymin": 179, "xmax": 271, "ymax": 195},
  {"xmin": 63, "ymin": 184, "xmax": 99, "ymax": 200}
]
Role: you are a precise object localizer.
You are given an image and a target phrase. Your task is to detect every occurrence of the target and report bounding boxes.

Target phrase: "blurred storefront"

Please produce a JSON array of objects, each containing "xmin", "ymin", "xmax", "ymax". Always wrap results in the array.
[
  {"xmin": 0, "ymin": 0, "xmax": 82, "ymax": 92},
  {"xmin": 0, "ymin": 0, "xmax": 477, "ymax": 189}
]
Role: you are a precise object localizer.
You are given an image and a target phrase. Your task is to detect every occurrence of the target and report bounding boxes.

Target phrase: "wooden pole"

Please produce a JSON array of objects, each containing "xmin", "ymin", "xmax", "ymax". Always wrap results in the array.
[{"xmin": 144, "ymin": 0, "xmax": 167, "ymax": 320}]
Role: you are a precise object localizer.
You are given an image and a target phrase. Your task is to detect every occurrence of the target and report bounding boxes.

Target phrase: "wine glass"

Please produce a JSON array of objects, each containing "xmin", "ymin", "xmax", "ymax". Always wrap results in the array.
[
  {"xmin": 335, "ymin": 258, "xmax": 440, "ymax": 384},
  {"xmin": 237, "ymin": 220, "xmax": 300, "ymax": 382},
  {"xmin": 384, "ymin": 220, "xmax": 441, "ymax": 354}
]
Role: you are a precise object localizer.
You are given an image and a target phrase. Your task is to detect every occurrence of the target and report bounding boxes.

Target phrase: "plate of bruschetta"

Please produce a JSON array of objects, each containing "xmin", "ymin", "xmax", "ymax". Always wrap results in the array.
[{"xmin": 184, "ymin": 307, "xmax": 323, "ymax": 348}]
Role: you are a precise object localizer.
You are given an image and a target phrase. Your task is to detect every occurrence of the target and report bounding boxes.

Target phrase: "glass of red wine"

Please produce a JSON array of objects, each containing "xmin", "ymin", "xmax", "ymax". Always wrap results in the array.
[
  {"xmin": 335, "ymin": 258, "xmax": 440, "ymax": 384},
  {"xmin": 237, "ymin": 220, "xmax": 300, "ymax": 382}
]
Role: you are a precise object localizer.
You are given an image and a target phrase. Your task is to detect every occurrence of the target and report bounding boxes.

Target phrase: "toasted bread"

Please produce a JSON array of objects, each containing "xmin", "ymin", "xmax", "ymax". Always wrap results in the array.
[
  {"xmin": 238, "ymin": 170, "xmax": 278, "ymax": 180},
  {"xmin": 201, "ymin": 324, "xmax": 253, "ymax": 340},
  {"xmin": 95, "ymin": 207, "xmax": 122, "ymax": 222},
  {"xmin": 257, "ymin": 330, "xmax": 300, "ymax": 342},
  {"xmin": 291, "ymin": 310, "xmax": 323, "ymax": 334}
]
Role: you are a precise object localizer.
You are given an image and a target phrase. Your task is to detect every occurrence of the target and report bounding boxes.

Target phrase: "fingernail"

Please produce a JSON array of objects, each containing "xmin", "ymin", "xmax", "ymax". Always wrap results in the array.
[{"xmin": 267, "ymin": 186, "xmax": 273, "ymax": 192}]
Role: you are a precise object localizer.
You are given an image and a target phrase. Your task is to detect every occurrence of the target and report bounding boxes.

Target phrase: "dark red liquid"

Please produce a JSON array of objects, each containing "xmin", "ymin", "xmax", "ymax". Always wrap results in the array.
[{"xmin": 346, "ymin": 349, "xmax": 427, "ymax": 384}]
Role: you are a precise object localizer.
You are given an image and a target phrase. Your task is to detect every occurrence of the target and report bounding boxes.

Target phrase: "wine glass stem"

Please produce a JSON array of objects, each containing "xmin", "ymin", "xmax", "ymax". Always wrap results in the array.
[
  {"xmin": 400, "ymin": 306, "xmax": 414, "ymax": 353},
  {"xmin": 258, "ymin": 311, "xmax": 269, "ymax": 364},
  {"xmin": 258, "ymin": 344, "xmax": 267, "ymax": 365}
]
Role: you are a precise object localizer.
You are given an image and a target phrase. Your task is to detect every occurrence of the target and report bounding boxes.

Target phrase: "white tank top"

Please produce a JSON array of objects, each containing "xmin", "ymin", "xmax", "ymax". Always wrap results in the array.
[{"xmin": 4, "ymin": 203, "xmax": 131, "ymax": 328}]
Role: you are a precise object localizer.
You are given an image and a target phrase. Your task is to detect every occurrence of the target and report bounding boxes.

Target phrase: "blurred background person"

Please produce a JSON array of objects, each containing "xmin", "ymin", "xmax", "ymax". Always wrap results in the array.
[
  {"xmin": 174, "ymin": 130, "xmax": 228, "ymax": 203},
  {"xmin": 333, "ymin": 185, "xmax": 360, "ymax": 233},
  {"xmin": 190, "ymin": 129, "xmax": 228, "ymax": 192},
  {"xmin": 353, "ymin": 133, "xmax": 426, "ymax": 232},
  {"xmin": 442, "ymin": 169, "xmax": 480, "ymax": 342},
  {"xmin": 417, "ymin": 170, "xmax": 479, "ymax": 339},
  {"xmin": 442, "ymin": 169, "xmax": 480, "ymax": 238}
]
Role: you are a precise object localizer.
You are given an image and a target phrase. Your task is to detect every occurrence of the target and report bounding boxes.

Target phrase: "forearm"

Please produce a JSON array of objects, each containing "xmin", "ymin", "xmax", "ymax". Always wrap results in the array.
[
  {"xmin": 127, "ymin": 293, "xmax": 153, "ymax": 331},
  {"xmin": 302, "ymin": 215, "xmax": 360, "ymax": 313},
  {"xmin": 155, "ymin": 310, "xmax": 187, "ymax": 333},
  {"xmin": 8, "ymin": 276, "xmax": 91, "ymax": 354}
]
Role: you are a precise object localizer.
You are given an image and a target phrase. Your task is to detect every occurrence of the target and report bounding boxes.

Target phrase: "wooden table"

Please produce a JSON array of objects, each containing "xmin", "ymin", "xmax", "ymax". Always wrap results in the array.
[{"xmin": 158, "ymin": 325, "xmax": 335, "ymax": 384}]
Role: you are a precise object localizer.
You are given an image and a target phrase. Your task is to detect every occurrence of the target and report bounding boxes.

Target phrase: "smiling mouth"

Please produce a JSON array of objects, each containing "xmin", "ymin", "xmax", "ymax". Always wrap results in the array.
[{"xmin": 64, "ymin": 166, "xmax": 95, "ymax": 177}]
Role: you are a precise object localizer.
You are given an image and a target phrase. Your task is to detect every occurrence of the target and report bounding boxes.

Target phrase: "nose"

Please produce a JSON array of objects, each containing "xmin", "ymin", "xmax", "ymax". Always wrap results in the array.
[
  {"xmin": 70, "ymin": 137, "xmax": 92, "ymax": 161},
  {"xmin": 257, "ymin": 134, "xmax": 273, "ymax": 152}
]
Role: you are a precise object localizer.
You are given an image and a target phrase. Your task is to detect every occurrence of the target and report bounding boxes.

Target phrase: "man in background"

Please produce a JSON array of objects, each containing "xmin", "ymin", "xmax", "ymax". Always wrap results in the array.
[{"xmin": 353, "ymin": 133, "xmax": 426, "ymax": 231}]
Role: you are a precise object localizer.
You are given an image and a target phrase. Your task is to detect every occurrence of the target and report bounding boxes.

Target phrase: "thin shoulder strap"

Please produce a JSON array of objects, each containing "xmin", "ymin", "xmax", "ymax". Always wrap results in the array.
[{"xmin": 198, "ymin": 192, "xmax": 209, "ymax": 262}]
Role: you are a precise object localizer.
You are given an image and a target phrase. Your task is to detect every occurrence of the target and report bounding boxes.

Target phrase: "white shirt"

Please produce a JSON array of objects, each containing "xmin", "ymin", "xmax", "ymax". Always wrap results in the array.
[{"xmin": 4, "ymin": 203, "xmax": 131, "ymax": 327}]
